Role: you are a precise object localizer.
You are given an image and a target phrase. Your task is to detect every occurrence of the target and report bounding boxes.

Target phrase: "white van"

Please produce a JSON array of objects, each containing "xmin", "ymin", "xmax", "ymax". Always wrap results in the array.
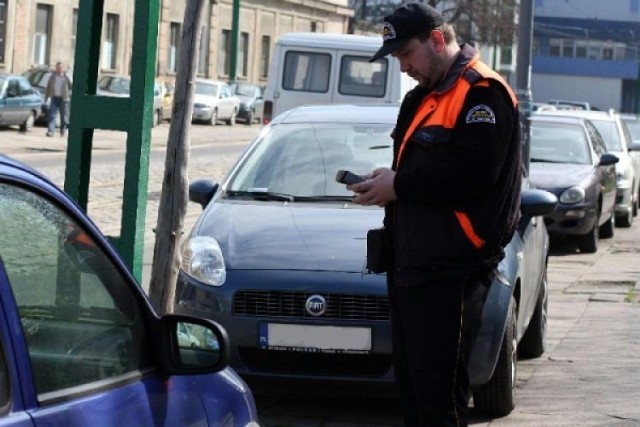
[{"xmin": 262, "ymin": 32, "xmax": 416, "ymax": 123}]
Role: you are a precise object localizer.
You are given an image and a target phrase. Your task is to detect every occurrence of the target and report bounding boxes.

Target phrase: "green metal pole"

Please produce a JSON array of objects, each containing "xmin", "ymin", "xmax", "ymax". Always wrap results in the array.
[{"xmin": 229, "ymin": 0, "xmax": 240, "ymax": 80}]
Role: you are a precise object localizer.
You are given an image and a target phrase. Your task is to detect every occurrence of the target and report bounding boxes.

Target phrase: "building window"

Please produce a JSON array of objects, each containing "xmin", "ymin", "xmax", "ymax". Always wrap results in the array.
[
  {"xmin": 218, "ymin": 29, "xmax": 231, "ymax": 76},
  {"xmin": 602, "ymin": 47, "xmax": 614, "ymax": 60},
  {"xmin": 168, "ymin": 22, "xmax": 180, "ymax": 73},
  {"xmin": 102, "ymin": 13, "xmax": 118, "ymax": 69},
  {"xmin": 575, "ymin": 42, "xmax": 587, "ymax": 58},
  {"xmin": 561, "ymin": 40, "xmax": 573, "ymax": 57},
  {"xmin": 197, "ymin": 25, "xmax": 208, "ymax": 75},
  {"xmin": 33, "ymin": 4, "xmax": 52, "ymax": 65},
  {"xmin": 238, "ymin": 32, "xmax": 249, "ymax": 77},
  {"xmin": 71, "ymin": 9, "xmax": 78, "ymax": 65},
  {"xmin": 549, "ymin": 39, "xmax": 561, "ymax": 56},
  {"xmin": 0, "ymin": 1, "xmax": 6, "ymax": 63},
  {"xmin": 260, "ymin": 35, "xmax": 270, "ymax": 79},
  {"xmin": 310, "ymin": 22, "xmax": 317, "ymax": 32}
]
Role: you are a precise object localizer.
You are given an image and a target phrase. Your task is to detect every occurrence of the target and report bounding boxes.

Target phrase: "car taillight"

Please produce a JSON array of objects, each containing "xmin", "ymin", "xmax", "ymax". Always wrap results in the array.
[{"xmin": 263, "ymin": 101, "xmax": 273, "ymax": 124}]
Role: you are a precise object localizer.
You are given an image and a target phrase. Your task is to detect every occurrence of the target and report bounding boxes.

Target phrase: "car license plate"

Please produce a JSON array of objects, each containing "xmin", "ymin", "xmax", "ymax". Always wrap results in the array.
[{"xmin": 259, "ymin": 323, "xmax": 371, "ymax": 354}]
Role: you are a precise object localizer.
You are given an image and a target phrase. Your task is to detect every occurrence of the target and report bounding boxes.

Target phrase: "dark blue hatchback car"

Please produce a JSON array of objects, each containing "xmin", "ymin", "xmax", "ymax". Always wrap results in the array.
[
  {"xmin": 0, "ymin": 156, "xmax": 259, "ymax": 426},
  {"xmin": 177, "ymin": 104, "xmax": 558, "ymax": 416}
]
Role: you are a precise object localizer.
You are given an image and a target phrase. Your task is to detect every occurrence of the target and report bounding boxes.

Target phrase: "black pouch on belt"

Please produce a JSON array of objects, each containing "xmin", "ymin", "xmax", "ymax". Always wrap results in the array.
[{"xmin": 366, "ymin": 227, "xmax": 391, "ymax": 274}]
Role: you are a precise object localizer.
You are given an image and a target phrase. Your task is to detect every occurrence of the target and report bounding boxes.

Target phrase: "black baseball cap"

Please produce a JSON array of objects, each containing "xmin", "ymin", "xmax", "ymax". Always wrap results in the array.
[{"xmin": 369, "ymin": 2, "xmax": 445, "ymax": 63}]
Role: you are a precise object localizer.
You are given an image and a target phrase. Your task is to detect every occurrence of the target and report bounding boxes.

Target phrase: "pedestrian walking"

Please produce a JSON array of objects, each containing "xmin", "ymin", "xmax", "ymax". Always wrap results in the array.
[
  {"xmin": 45, "ymin": 62, "xmax": 72, "ymax": 137},
  {"xmin": 347, "ymin": 3, "xmax": 522, "ymax": 425}
]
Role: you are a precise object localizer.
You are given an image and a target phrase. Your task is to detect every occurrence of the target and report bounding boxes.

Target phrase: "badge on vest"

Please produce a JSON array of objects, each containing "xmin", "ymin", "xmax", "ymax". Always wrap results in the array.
[{"xmin": 466, "ymin": 105, "xmax": 496, "ymax": 124}]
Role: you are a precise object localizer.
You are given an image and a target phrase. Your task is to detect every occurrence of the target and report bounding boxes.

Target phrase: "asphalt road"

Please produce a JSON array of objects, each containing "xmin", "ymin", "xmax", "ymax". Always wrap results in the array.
[{"xmin": 6, "ymin": 122, "xmax": 640, "ymax": 426}]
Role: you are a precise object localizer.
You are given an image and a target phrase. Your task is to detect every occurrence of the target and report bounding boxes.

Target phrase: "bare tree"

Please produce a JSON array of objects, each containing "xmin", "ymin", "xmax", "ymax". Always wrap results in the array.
[
  {"xmin": 148, "ymin": 0, "xmax": 206, "ymax": 313},
  {"xmin": 350, "ymin": 0, "xmax": 518, "ymax": 48}
]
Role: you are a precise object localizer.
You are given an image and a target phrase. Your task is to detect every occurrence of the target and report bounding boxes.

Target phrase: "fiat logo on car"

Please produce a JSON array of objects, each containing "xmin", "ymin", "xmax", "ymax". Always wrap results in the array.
[{"xmin": 305, "ymin": 294, "xmax": 326, "ymax": 316}]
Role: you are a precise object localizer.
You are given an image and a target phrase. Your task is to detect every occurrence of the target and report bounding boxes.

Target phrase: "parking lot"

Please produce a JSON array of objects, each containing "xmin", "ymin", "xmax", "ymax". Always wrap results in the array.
[{"xmin": 4, "ymin": 122, "xmax": 640, "ymax": 426}]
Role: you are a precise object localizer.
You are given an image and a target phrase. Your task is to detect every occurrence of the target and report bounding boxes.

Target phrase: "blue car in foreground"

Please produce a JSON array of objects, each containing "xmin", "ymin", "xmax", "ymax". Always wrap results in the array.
[
  {"xmin": 0, "ymin": 156, "xmax": 259, "ymax": 426},
  {"xmin": 177, "ymin": 104, "xmax": 558, "ymax": 417}
]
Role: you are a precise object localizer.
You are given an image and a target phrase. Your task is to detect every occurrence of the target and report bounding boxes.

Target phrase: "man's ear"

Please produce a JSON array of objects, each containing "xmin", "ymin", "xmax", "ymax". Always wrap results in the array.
[{"xmin": 430, "ymin": 29, "xmax": 446, "ymax": 52}]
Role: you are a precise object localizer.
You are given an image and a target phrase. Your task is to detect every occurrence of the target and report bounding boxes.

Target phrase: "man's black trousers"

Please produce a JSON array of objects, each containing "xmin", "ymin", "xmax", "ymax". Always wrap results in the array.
[{"xmin": 388, "ymin": 272, "xmax": 488, "ymax": 426}]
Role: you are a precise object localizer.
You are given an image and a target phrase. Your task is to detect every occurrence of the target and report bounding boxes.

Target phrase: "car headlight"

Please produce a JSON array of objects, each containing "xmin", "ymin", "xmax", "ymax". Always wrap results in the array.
[
  {"xmin": 559, "ymin": 186, "xmax": 585, "ymax": 204},
  {"xmin": 181, "ymin": 236, "xmax": 226, "ymax": 286}
]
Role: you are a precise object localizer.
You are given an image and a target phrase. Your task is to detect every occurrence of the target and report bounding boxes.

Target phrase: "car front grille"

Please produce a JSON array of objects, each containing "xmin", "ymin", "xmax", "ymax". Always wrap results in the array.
[
  {"xmin": 238, "ymin": 347, "xmax": 393, "ymax": 378},
  {"xmin": 233, "ymin": 290, "xmax": 390, "ymax": 321}
]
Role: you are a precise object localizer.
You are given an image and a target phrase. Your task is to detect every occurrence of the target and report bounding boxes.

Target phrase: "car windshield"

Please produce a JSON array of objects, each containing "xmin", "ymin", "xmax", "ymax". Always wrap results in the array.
[
  {"xmin": 98, "ymin": 77, "xmax": 131, "ymax": 95},
  {"xmin": 234, "ymin": 83, "xmax": 258, "ymax": 97},
  {"xmin": 226, "ymin": 122, "xmax": 394, "ymax": 199},
  {"xmin": 195, "ymin": 81, "xmax": 218, "ymax": 97},
  {"xmin": 590, "ymin": 119, "xmax": 623, "ymax": 151},
  {"xmin": 530, "ymin": 122, "xmax": 592, "ymax": 165}
]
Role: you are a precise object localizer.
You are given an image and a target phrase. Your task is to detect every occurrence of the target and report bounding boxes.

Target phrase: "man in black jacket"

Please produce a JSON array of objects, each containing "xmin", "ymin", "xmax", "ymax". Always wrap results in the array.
[{"xmin": 348, "ymin": 3, "xmax": 522, "ymax": 425}]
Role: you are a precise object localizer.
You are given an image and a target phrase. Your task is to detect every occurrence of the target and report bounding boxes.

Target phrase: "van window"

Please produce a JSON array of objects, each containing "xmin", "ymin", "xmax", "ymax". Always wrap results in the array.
[
  {"xmin": 282, "ymin": 51, "xmax": 331, "ymax": 93},
  {"xmin": 339, "ymin": 56, "xmax": 388, "ymax": 98}
]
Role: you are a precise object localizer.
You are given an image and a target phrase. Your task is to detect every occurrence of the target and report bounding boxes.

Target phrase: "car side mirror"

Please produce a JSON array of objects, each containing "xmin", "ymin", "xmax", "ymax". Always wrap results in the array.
[
  {"xmin": 520, "ymin": 189, "xmax": 558, "ymax": 217},
  {"xmin": 158, "ymin": 315, "xmax": 230, "ymax": 375},
  {"xmin": 628, "ymin": 141, "xmax": 640, "ymax": 152},
  {"xmin": 189, "ymin": 179, "xmax": 219, "ymax": 208},
  {"xmin": 599, "ymin": 153, "xmax": 619, "ymax": 166}
]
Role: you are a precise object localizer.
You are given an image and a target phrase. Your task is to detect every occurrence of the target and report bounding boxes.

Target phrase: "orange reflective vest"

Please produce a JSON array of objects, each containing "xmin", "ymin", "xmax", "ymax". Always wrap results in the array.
[{"xmin": 395, "ymin": 53, "xmax": 517, "ymax": 251}]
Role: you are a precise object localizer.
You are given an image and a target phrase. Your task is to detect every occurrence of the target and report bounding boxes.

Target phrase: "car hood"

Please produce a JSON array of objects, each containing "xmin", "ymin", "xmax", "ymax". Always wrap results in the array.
[
  {"xmin": 191, "ymin": 200, "xmax": 384, "ymax": 272},
  {"xmin": 529, "ymin": 162, "xmax": 594, "ymax": 189},
  {"xmin": 194, "ymin": 93, "xmax": 215, "ymax": 105}
]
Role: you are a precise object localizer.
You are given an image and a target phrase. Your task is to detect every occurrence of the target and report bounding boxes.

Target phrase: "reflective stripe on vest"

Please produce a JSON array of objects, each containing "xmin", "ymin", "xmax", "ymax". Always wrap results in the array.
[{"xmin": 395, "ymin": 54, "xmax": 516, "ymax": 251}]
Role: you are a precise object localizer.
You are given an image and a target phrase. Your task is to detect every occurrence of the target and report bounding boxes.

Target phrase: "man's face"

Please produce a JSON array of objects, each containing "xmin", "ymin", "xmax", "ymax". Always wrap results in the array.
[
  {"xmin": 392, "ymin": 34, "xmax": 444, "ymax": 89},
  {"xmin": 55, "ymin": 63, "xmax": 63, "ymax": 74}
]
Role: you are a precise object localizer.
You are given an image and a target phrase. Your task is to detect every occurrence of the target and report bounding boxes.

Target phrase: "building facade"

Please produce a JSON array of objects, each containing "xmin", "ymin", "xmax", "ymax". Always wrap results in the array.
[
  {"xmin": 532, "ymin": 0, "xmax": 640, "ymax": 112},
  {"xmin": 0, "ymin": 0, "xmax": 352, "ymax": 85}
]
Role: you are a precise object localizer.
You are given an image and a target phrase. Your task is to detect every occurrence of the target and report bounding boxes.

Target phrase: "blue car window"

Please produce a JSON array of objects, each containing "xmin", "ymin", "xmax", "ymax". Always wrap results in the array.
[{"xmin": 0, "ymin": 183, "xmax": 153, "ymax": 396}]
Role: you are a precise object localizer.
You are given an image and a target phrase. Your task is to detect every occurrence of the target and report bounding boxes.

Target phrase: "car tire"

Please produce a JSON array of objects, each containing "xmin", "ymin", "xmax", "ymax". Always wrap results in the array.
[
  {"xmin": 518, "ymin": 267, "xmax": 547, "ymax": 359},
  {"xmin": 578, "ymin": 220, "xmax": 599, "ymax": 253},
  {"xmin": 473, "ymin": 295, "xmax": 517, "ymax": 416},
  {"xmin": 208, "ymin": 109, "xmax": 218, "ymax": 126},
  {"xmin": 226, "ymin": 109, "xmax": 237, "ymax": 126},
  {"xmin": 245, "ymin": 110, "xmax": 254, "ymax": 126},
  {"xmin": 153, "ymin": 110, "xmax": 161, "ymax": 127},
  {"xmin": 600, "ymin": 212, "xmax": 616, "ymax": 237},
  {"xmin": 633, "ymin": 192, "xmax": 638, "ymax": 217},
  {"xmin": 615, "ymin": 207, "xmax": 633, "ymax": 228},
  {"xmin": 19, "ymin": 112, "xmax": 36, "ymax": 132}
]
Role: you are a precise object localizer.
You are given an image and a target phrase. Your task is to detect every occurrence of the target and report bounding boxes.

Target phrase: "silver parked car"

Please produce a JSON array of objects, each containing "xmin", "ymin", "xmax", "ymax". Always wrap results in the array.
[
  {"xmin": 0, "ymin": 73, "xmax": 42, "ymax": 132},
  {"xmin": 538, "ymin": 109, "xmax": 640, "ymax": 226},
  {"xmin": 192, "ymin": 79, "xmax": 240, "ymax": 126},
  {"xmin": 176, "ymin": 104, "xmax": 558, "ymax": 416},
  {"xmin": 97, "ymin": 75, "xmax": 166, "ymax": 127}
]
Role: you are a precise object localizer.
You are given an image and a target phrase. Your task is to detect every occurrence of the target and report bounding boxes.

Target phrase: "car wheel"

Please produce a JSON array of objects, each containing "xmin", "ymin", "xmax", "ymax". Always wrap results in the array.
[
  {"xmin": 208, "ymin": 109, "xmax": 218, "ymax": 126},
  {"xmin": 600, "ymin": 212, "xmax": 616, "ymax": 237},
  {"xmin": 578, "ymin": 219, "xmax": 599, "ymax": 253},
  {"xmin": 226, "ymin": 109, "xmax": 237, "ymax": 126},
  {"xmin": 473, "ymin": 295, "xmax": 516, "ymax": 416},
  {"xmin": 633, "ymin": 192, "xmax": 638, "ymax": 217},
  {"xmin": 245, "ymin": 110, "xmax": 254, "ymax": 126},
  {"xmin": 615, "ymin": 206, "xmax": 633, "ymax": 228},
  {"xmin": 518, "ymin": 267, "xmax": 547, "ymax": 359},
  {"xmin": 19, "ymin": 112, "xmax": 36, "ymax": 132}
]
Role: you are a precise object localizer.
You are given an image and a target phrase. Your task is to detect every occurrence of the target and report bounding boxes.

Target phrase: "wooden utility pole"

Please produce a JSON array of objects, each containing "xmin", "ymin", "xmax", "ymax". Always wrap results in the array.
[{"xmin": 148, "ymin": 0, "xmax": 206, "ymax": 312}]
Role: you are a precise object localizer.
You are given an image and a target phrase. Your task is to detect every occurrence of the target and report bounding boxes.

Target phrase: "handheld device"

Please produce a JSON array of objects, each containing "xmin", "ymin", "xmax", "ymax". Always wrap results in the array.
[{"xmin": 335, "ymin": 169, "xmax": 365, "ymax": 185}]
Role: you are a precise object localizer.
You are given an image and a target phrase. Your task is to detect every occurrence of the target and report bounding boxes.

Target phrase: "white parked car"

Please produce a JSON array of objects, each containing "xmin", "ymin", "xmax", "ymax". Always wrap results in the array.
[{"xmin": 192, "ymin": 79, "xmax": 240, "ymax": 125}]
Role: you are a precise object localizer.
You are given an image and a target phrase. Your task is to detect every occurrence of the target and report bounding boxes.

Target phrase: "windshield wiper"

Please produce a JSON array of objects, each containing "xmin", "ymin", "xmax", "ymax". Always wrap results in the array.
[
  {"xmin": 295, "ymin": 195, "xmax": 356, "ymax": 202},
  {"xmin": 530, "ymin": 157, "xmax": 567, "ymax": 163},
  {"xmin": 226, "ymin": 190, "xmax": 294, "ymax": 202}
]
